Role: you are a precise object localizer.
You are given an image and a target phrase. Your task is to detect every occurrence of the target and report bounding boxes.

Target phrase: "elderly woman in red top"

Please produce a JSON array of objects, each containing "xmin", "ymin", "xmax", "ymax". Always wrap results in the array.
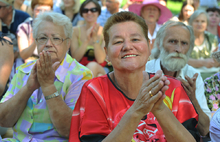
[{"xmin": 69, "ymin": 11, "xmax": 199, "ymax": 142}]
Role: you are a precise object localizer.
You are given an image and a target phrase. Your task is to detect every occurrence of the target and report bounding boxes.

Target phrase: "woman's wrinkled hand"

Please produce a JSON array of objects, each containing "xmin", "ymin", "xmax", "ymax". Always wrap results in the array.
[
  {"xmin": 36, "ymin": 51, "xmax": 60, "ymax": 90},
  {"xmin": 131, "ymin": 70, "xmax": 170, "ymax": 118},
  {"xmin": 26, "ymin": 62, "xmax": 40, "ymax": 92}
]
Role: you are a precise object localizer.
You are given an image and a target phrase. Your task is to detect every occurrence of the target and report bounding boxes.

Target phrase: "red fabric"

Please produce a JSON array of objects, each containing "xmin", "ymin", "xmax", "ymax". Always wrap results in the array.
[
  {"xmin": 218, "ymin": 25, "xmax": 220, "ymax": 40},
  {"xmin": 79, "ymin": 56, "xmax": 107, "ymax": 67},
  {"xmin": 69, "ymin": 74, "xmax": 198, "ymax": 142}
]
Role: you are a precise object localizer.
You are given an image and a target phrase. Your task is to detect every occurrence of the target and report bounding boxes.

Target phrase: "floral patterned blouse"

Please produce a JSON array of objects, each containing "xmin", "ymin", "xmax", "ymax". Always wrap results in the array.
[{"xmin": 204, "ymin": 72, "xmax": 220, "ymax": 111}]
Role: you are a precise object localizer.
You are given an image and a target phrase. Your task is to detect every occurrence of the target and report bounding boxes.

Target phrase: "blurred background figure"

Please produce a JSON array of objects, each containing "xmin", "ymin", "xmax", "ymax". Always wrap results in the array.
[
  {"xmin": 13, "ymin": 0, "xmax": 32, "ymax": 15},
  {"xmin": 193, "ymin": 0, "xmax": 200, "ymax": 10},
  {"xmin": 206, "ymin": 7, "xmax": 220, "ymax": 44},
  {"xmin": 97, "ymin": 0, "xmax": 124, "ymax": 27},
  {"xmin": 0, "ymin": 33, "xmax": 14, "ymax": 140},
  {"xmin": 0, "ymin": 0, "xmax": 31, "ymax": 83},
  {"xmin": 129, "ymin": 0, "xmax": 172, "ymax": 50},
  {"xmin": 171, "ymin": 1, "xmax": 194, "ymax": 25},
  {"xmin": 159, "ymin": 0, "xmax": 167, "ymax": 6},
  {"xmin": 71, "ymin": 0, "xmax": 106, "ymax": 77},
  {"xmin": 188, "ymin": 10, "xmax": 219, "ymax": 80},
  {"xmin": 204, "ymin": 49, "xmax": 220, "ymax": 112},
  {"xmin": 17, "ymin": 0, "xmax": 53, "ymax": 63},
  {"xmin": 199, "ymin": 0, "xmax": 218, "ymax": 11},
  {"xmin": 209, "ymin": 108, "xmax": 220, "ymax": 142},
  {"xmin": 53, "ymin": 0, "xmax": 84, "ymax": 26}
]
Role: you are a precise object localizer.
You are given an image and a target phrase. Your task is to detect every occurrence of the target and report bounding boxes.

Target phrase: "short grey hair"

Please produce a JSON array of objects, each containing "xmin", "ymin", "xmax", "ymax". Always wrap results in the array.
[
  {"xmin": 60, "ymin": 0, "xmax": 80, "ymax": 14},
  {"xmin": 151, "ymin": 20, "xmax": 195, "ymax": 59},
  {"xmin": 189, "ymin": 10, "xmax": 209, "ymax": 26},
  {"xmin": 33, "ymin": 12, "xmax": 73, "ymax": 39}
]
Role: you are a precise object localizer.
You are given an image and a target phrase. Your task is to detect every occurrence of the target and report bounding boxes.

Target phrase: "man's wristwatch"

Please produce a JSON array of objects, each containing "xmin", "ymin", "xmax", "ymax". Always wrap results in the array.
[{"xmin": 45, "ymin": 91, "xmax": 60, "ymax": 100}]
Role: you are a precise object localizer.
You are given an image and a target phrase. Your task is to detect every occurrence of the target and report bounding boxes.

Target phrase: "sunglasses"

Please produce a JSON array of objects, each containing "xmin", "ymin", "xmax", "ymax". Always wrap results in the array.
[{"xmin": 82, "ymin": 8, "xmax": 98, "ymax": 13}]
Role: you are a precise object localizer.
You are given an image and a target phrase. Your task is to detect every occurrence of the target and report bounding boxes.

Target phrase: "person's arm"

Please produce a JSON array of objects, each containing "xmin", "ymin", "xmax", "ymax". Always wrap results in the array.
[
  {"xmin": 70, "ymin": 27, "xmax": 88, "ymax": 61},
  {"xmin": 152, "ymin": 103, "xmax": 196, "ymax": 142},
  {"xmin": 179, "ymin": 73, "xmax": 210, "ymax": 136},
  {"xmin": 0, "ymin": 61, "xmax": 40, "ymax": 127},
  {"xmin": 92, "ymin": 26, "xmax": 106, "ymax": 64},
  {"xmin": 17, "ymin": 34, "xmax": 36, "ymax": 61},
  {"xmin": 188, "ymin": 58, "xmax": 219, "ymax": 68},
  {"xmin": 0, "ymin": 37, "xmax": 14, "ymax": 96},
  {"xmin": 36, "ymin": 51, "xmax": 80, "ymax": 137}
]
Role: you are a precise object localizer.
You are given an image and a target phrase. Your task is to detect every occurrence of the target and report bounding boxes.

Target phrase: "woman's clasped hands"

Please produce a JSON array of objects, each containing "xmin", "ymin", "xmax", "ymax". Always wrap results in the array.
[
  {"xmin": 26, "ymin": 51, "xmax": 60, "ymax": 93},
  {"xmin": 131, "ymin": 70, "xmax": 170, "ymax": 118}
]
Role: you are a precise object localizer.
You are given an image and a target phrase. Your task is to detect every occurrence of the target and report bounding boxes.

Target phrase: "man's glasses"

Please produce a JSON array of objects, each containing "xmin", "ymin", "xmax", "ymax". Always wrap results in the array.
[
  {"xmin": 36, "ymin": 36, "xmax": 69, "ymax": 45},
  {"xmin": 82, "ymin": 8, "xmax": 98, "ymax": 13},
  {"xmin": 0, "ymin": 5, "xmax": 7, "ymax": 9}
]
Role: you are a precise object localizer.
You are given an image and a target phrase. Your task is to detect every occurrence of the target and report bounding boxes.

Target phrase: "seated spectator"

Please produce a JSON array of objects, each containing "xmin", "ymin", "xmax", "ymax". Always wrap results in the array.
[
  {"xmin": 0, "ymin": 0, "xmax": 31, "ymax": 82},
  {"xmin": 122, "ymin": 0, "xmax": 143, "ymax": 10},
  {"xmin": 71, "ymin": 0, "xmax": 106, "ymax": 77},
  {"xmin": 97, "ymin": 0, "xmax": 124, "ymax": 27},
  {"xmin": 210, "ymin": 108, "xmax": 220, "ymax": 142},
  {"xmin": 17, "ymin": 0, "xmax": 53, "ymax": 63},
  {"xmin": 129, "ymin": 0, "xmax": 172, "ymax": 49},
  {"xmin": 0, "ymin": 33, "xmax": 14, "ymax": 138},
  {"xmin": 188, "ymin": 10, "xmax": 219, "ymax": 79},
  {"xmin": 146, "ymin": 20, "xmax": 211, "ymax": 136},
  {"xmin": 53, "ymin": 0, "xmax": 84, "ymax": 26},
  {"xmin": 193, "ymin": 0, "xmax": 200, "ymax": 10},
  {"xmin": 206, "ymin": 7, "xmax": 220, "ymax": 43},
  {"xmin": 0, "ymin": 12, "xmax": 92, "ymax": 141},
  {"xmin": 69, "ymin": 11, "xmax": 199, "ymax": 142},
  {"xmin": 171, "ymin": 1, "xmax": 194, "ymax": 25},
  {"xmin": 199, "ymin": 0, "xmax": 218, "ymax": 11},
  {"xmin": 14, "ymin": 0, "xmax": 32, "ymax": 15},
  {"xmin": 204, "ymin": 49, "xmax": 220, "ymax": 112}
]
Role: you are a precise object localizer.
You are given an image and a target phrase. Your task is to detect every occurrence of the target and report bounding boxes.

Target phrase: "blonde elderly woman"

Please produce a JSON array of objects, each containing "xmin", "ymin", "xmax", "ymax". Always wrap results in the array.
[
  {"xmin": 0, "ymin": 12, "xmax": 92, "ymax": 141},
  {"xmin": 188, "ymin": 10, "xmax": 219, "ymax": 79},
  {"xmin": 53, "ymin": 0, "xmax": 84, "ymax": 26}
]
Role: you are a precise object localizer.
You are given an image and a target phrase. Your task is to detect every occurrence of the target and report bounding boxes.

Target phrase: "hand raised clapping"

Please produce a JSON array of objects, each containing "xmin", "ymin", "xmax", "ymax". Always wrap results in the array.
[
  {"xmin": 131, "ymin": 70, "xmax": 170, "ymax": 117},
  {"xmin": 26, "ymin": 51, "xmax": 60, "ymax": 92},
  {"xmin": 86, "ymin": 23, "xmax": 100, "ymax": 43}
]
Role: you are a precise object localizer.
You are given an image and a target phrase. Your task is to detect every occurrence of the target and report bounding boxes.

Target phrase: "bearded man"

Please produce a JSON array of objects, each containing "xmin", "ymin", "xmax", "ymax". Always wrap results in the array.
[{"xmin": 146, "ymin": 20, "xmax": 211, "ymax": 137}]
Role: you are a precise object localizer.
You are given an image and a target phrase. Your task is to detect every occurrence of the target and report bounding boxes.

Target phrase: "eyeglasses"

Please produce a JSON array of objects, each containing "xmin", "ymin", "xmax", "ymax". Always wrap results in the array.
[
  {"xmin": 0, "ymin": 5, "xmax": 7, "ymax": 9},
  {"xmin": 82, "ymin": 8, "xmax": 98, "ymax": 13},
  {"xmin": 36, "ymin": 36, "xmax": 69, "ymax": 45}
]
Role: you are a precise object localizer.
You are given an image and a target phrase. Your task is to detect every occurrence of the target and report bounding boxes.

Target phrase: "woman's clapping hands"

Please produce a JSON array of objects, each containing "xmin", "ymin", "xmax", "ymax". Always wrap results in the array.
[
  {"xmin": 26, "ymin": 51, "xmax": 60, "ymax": 92},
  {"xmin": 131, "ymin": 70, "xmax": 170, "ymax": 118}
]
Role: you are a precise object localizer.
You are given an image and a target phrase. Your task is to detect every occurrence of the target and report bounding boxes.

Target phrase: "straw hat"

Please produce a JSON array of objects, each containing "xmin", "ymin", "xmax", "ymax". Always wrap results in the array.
[{"xmin": 129, "ymin": 0, "xmax": 172, "ymax": 24}]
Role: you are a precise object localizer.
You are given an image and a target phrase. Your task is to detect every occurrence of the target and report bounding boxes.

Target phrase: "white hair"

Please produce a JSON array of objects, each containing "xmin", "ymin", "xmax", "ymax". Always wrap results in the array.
[
  {"xmin": 151, "ymin": 20, "xmax": 194, "ymax": 59},
  {"xmin": 189, "ymin": 10, "xmax": 209, "ymax": 26},
  {"xmin": 160, "ymin": 47, "xmax": 188, "ymax": 72},
  {"xmin": 60, "ymin": 0, "xmax": 80, "ymax": 14},
  {"xmin": 33, "ymin": 12, "xmax": 73, "ymax": 39}
]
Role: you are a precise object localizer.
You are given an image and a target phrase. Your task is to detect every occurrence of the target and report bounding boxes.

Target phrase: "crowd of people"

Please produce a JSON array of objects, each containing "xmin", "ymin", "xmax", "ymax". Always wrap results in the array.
[{"xmin": 0, "ymin": 0, "xmax": 220, "ymax": 141}]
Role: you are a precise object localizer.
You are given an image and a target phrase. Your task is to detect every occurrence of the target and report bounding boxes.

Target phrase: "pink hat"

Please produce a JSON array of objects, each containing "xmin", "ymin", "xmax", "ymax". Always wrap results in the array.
[{"xmin": 129, "ymin": 0, "xmax": 172, "ymax": 24}]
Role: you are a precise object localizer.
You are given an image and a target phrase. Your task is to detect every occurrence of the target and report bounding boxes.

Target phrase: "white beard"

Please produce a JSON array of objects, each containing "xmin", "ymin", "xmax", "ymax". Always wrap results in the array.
[{"xmin": 160, "ymin": 48, "xmax": 188, "ymax": 72}]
